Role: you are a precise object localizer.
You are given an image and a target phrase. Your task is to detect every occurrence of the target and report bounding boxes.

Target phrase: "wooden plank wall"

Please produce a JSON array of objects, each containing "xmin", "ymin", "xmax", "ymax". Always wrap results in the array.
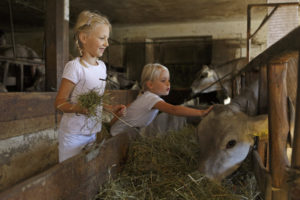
[
  {"xmin": 0, "ymin": 90, "xmax": 138, "ymax": 139},
  {"xmin": 0, "ymin": 90, "xmax": 138, "ymax": 197},
  {"xmin": 0, "ymin": 92, "xmax": 56, "ymax": 139}
]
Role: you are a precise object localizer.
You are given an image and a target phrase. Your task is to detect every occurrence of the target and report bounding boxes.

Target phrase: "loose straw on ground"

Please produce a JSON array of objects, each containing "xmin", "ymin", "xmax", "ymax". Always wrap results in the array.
[{"xmin": 95, "ymin": 126, "xmax": 262, "ymax": 200}]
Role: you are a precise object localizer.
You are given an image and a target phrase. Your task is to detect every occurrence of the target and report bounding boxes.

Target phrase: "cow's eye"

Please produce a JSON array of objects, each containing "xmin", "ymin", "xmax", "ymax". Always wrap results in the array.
[{"xmin": 226, "ymin": 140, "xmax": 236, "ymax": 149}]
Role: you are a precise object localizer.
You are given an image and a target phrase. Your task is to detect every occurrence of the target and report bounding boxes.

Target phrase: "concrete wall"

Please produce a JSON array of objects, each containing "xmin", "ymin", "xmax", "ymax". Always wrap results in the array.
[
  {"xmin": 111, "ymin": 19, "xmax": 267, "ymax": 64},
  {"xmin": 2, "ymin": 18, "xmax": 268, "ymax": 65}
]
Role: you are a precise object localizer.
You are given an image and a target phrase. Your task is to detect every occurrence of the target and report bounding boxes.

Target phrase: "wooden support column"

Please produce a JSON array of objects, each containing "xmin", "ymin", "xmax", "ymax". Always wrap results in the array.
[
  {"xmin": 267, "ymin": 61, "xmax": 289, "ymax": 200},
  {"xmin": 258, "ymin": 65, "xmax": 269, "ymax": 167},
  {"xmin": 290, "ymin": 54, "xmax": 300, "ymax": 200},
  {"xmin": 259, "ymin": 65, "xmax": 268, "ymax": 114},
  {"xmin": 45, "ymin": 0, "xmax": 69, "ymax": 91}
]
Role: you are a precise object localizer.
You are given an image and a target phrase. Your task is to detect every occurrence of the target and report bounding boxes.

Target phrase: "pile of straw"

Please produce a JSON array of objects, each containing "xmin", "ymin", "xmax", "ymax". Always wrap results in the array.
[{"xmin": 95, "ymin": 126, "xmax": 262, "ymax": 200}]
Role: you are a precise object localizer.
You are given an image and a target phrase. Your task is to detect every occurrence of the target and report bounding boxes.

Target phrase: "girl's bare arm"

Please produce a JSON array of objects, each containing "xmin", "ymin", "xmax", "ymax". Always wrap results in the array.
[
  {"xmin": 153, "ymin": 101, "xmax": 213, "ymax": 117},
  {"xmin": 54, "ymin": 78, "xmax": 88, "ymax": 114}
]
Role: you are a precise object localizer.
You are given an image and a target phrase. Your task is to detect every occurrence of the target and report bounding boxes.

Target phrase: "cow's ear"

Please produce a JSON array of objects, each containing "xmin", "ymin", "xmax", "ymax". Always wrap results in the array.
[{"xmin": 247, "ymin": 114, "xmax": 268, "ymax": 138}]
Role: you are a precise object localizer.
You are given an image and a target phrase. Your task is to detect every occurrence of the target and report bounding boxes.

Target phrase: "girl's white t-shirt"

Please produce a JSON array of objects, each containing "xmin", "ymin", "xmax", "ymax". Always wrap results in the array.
[
  {"xmin": 110, "ymin": 91, "xmax": 164, "ymax": 136},
  {"xmin": 59, "ymin": 57, "xmax": 107, "ymax": 135}
]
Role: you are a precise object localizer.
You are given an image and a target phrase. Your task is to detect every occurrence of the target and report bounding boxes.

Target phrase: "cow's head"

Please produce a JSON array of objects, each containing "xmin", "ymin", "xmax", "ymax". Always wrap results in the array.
[
  {"xmin": 191, "ymin": 65, "xmax": 222, "ymax": 94},
  {"xmin": 196, "ymin": 104, "xmax": 268, "ymax": 181}
]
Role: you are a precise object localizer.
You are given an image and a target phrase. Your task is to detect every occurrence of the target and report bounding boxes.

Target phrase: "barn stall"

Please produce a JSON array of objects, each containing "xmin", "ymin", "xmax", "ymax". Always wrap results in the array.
[{"xmin": 0, "ymin": 0, "xmax": 299, "ymax": 199}]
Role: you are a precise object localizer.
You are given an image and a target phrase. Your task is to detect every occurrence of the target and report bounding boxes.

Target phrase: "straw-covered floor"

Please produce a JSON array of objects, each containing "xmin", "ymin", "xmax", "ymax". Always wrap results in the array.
[{"xmin": 95, "ymin": 126, "xmax": 263, "ymax": 200}]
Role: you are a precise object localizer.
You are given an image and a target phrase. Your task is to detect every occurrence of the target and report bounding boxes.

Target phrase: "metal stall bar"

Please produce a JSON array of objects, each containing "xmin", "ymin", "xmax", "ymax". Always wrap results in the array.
[{"xmin": 8, "ymin": 0, "xmax": 16, "ymax": 58}]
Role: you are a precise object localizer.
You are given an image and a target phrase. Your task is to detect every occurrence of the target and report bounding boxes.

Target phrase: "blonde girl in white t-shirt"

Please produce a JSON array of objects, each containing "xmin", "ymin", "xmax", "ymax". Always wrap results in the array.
[
  {"xmin": 110, "ymin": 63, "xmax": 213, "ymax": 136},
  {"xmin": 55, "ymin": 10, "xmax": 126, "ymax": 162}
]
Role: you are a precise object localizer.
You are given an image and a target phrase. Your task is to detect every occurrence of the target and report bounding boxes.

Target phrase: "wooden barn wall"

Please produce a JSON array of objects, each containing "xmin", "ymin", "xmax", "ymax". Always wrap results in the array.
[
  {"xmin": 0, "ymin": 92, "xmax": 56, "ymax": 139},
  {"xmin": 0, "ymin": 90, "xmax": 138, "ymax": 192},
  {"xmin": 0, "ymin": 132, "xmax": 131, "ymax": 200}
]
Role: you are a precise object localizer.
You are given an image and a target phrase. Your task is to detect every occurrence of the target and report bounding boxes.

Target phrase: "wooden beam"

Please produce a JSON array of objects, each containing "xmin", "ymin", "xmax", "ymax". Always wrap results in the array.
[
  {"xmin": 290, "ymin": 51, "xmax": 300, "ymax": 200},
  {"xmin": 257, "ymin": 65, "xmax": 268, "ymax": 167},
  {"xmin": 0, "ymin": 115, "xmax": 55, "ymax": 140},
  {"xmin": 267, "ymin": 62, "xmax": 289, "ymax": 200},
  {"xmin": 258, "ymin": 65, "xmax": 268, "ymax": 114},
  {"xmin": 0, "ymin": 92, "xmax": 56, "ymax": 122},
  {"xmin": 0, "ymin": 91, "xmax": 137, "ymax": 123},
  {"xmin": 45, "ymin": 0, "xmax": 69, "ymax": 91}
]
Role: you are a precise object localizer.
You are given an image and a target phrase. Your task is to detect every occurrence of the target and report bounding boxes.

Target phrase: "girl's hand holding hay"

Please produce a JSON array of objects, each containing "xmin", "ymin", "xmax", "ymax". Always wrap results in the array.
[
  {"xmin": 103, "ymin": 104, "xmax": 127, "ymax": 118},
  {"xmin": 111, "ymin": 104, "xmax": 127, "ymax": 117},
  {"xmin": 77, "ymin": 89, "xmax": 108, "ymax": 117},
  {"xmin": 77, "ymin": 89, "xmax": 126, "ymax": 118},
  {"xmin": 105, "ymin": 104, "xmax": 127, "ymax": 127}
]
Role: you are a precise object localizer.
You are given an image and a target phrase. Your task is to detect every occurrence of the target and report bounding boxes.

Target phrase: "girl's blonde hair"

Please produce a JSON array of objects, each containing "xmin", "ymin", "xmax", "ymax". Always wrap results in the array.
[
  {"xmin": 74, "ymin": 10, "xmax": 111, "ymax": 56},
  {"xmin": 140, "ymin": 63, "xmax": 169, "ymax": 92}
]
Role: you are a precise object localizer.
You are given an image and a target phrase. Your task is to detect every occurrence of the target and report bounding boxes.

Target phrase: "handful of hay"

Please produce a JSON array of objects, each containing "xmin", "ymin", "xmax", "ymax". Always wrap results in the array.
[
  {"xmin": 76, "ymin": 89, "xmax": 113, "ymax": 133},
  {"xmin": 95, "ymin": 126, "xmax": 262, "ymax": 200},
  {"xmin": 77, "ymin": 89, "xmax": 111, "ymax": 117}
]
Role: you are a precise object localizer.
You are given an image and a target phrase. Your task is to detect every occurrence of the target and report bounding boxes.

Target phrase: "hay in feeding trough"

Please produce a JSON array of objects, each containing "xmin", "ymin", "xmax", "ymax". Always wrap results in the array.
[{"xmin": 95, "ymin": 126, "xmax": 262, "ymax": 200}]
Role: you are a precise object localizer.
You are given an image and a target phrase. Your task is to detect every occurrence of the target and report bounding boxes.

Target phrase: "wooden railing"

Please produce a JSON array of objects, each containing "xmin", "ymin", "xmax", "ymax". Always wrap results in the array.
[{"xmin": 244, "ymin": 26, "xmax": 300, "ymax": 200}]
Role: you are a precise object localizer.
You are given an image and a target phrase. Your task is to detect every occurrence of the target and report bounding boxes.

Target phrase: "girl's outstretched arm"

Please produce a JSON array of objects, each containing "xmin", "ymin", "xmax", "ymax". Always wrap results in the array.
[{"xmin": 153, "ymin": 101, "xmax": 213, "ymax": 117}]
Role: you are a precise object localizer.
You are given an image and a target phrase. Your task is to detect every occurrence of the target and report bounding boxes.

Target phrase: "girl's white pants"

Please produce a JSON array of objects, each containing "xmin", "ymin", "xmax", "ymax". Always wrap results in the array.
[{"xmin": 58, "ymin": 130, "xmax": 96, "ymax": 163}]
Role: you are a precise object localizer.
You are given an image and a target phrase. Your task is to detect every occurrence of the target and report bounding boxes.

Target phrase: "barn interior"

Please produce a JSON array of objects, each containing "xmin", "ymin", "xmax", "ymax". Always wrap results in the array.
[
  {"xmin": 0, "ymin": 0, "xmax": 300, "ymax": 199},
  {"xmin": 0, "ymin": 0, "xmax": 270, "ymax": 93}
]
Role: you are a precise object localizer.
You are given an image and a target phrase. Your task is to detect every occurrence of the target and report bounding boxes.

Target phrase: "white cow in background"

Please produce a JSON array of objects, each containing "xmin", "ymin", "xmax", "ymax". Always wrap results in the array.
[
  {"xmin": 106, "ymin": 66, "xmax": 136, "ymax": 90},
  {"xmin": 0, "ymin": 31, "xmax": 44, "ymax": 92},
  {"xmin": 191, "ymin": 58, "xmax": 247, "ymax": 104},
  {"xmin": 0, "ymin": 44, "xmax": 45, "ymax": 92}
]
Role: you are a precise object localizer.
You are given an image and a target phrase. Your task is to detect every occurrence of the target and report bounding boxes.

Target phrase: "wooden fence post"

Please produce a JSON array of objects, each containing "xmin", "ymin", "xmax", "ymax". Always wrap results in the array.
[
  {"xmin": 267, "ymin": 61, "xmax": 290, "ymax": 200},
  {"xmin": 289, "ymin": 54, "xmax": 300, "ymax": 200},
  {"xmin": 258, "ymin": 65, "xmax": 269, "ymax": 167}
]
